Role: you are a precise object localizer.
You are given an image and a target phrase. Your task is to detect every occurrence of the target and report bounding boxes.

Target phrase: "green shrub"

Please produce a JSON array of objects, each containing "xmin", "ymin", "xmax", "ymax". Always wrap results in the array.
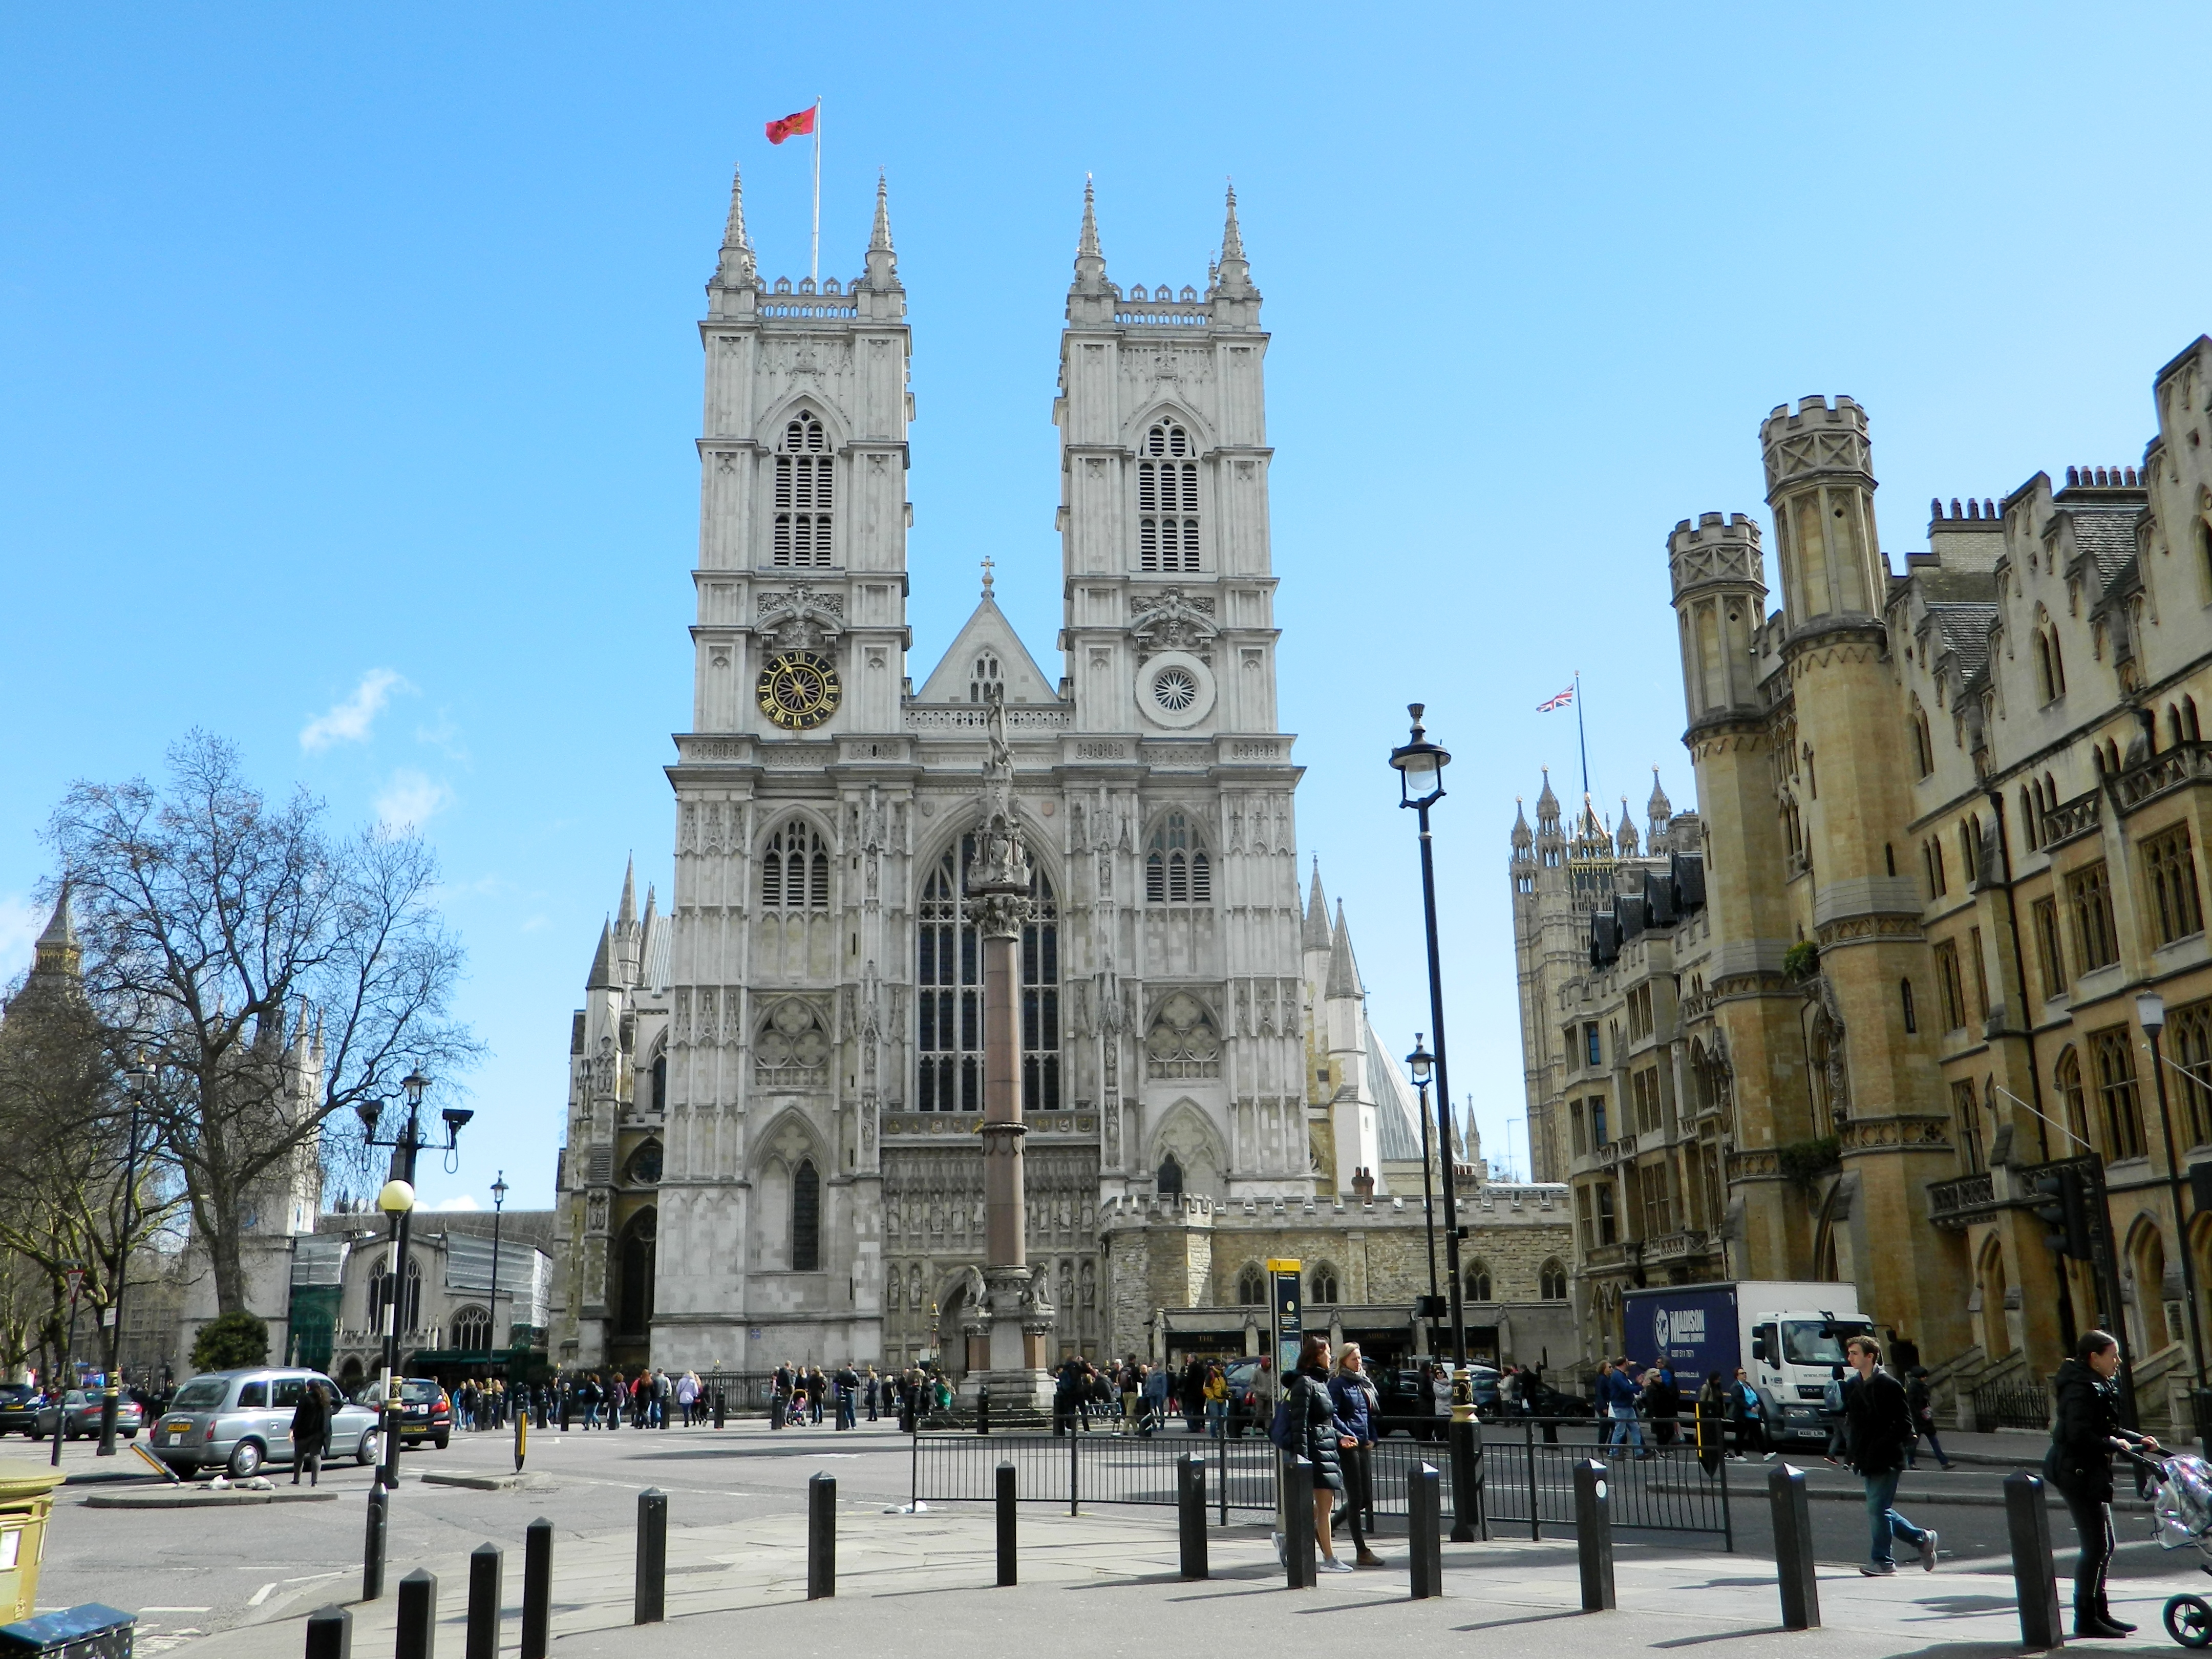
[{"xmin": 190, "ymin": 1310, "xmax": 269, "ymax": 1372}]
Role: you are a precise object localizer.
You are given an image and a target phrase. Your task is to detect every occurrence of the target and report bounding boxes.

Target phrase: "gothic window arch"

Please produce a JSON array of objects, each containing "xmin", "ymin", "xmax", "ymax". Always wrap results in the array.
[
  {"xmin": 1235, "ymin": 1264, "xmax": 1265, "ymax": 1305},
  {"xmin": 1146, "ymin": 993, "xmax": 1221, "ymax": 1079},
  {"xmin": 755, "ymin": 1000, "xmax": 831, "ymax": 1083},
  {"xmin": 2033, "ymin": 610, "xmax": 2067, "ymax": 703},
  {"xmin": 368, "ymin": 1255, "xmax": 422, "ymax": 1333},
  {"xmin": 761, "ymin": 817, "xmax": 831, "ymax": 911},
  {"xmin": 1138, "ymin": 419, "xmax": 1200, "ymax": 572},
  {"xmin": 968, "ymin": 653, "xmax": 1002, "ymax": 703},
  {"xmin": 1307, "ymin": 1263, "xmax": 1341, "ymax": 1305},
  {"xmin": 792, "ymin": 1160, "xmax": 820, "ymax": 1271},
  {"xmin": 1145, "ymin": 812, "xmax": 1212, "ymax": 905},
  {"xmin": 916, "ymin": 833, "xmax": 1060, "ymax": 1112},
  {"xmin": 451, "ymin": 1305, "xmax": 492, "ymax": 1352},
  {"xmin": 773, "ymin": 411, "xmax": 833, "ymax": 568},
  {"xmin": 649, "ymin": 1046, "xmax": 668, "ymax": 1116},
  {"xmin": 1910, "ymin": 701, "xmax": 1933, "ymax": 778},
  {"xmin": 1539, "ymin": 1258, "xmax": 1568, "ymax": 1301},
  {"xmin": 2056, "ymin": 1045, "xmax": 2090, "ymax": 1154},
  {"xmin": 616, "ymin": 1208, "xmax": 656, "ymax": 1335},
  {"xmin": 625, "ymin": 1139, "xmax": 664, "ymax": 1186},
  {"xmin": 1465, "ymin": 1259, "xmax": 1494, "ymax": 1303}
]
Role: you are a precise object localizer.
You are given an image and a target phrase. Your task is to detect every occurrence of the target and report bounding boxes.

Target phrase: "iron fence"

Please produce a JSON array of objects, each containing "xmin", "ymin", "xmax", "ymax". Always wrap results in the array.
[
  {"xmin": 1972, "ymin": 1378, "xmax": 2051, "ymax": 1432},
  {"xmin": 909, "ymin": 1417, "xmax": 1730, "ymax": 1545}
]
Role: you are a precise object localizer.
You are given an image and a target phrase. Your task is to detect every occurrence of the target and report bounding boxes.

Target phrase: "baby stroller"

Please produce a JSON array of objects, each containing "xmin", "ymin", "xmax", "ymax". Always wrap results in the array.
[{"xmin": 2117, "ymin": 1443, "xmax": 2212, "ymax": 1646}]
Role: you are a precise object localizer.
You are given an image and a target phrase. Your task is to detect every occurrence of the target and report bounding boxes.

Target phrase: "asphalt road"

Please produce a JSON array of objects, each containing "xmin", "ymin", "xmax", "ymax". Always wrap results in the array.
[{"xmin": 21, "ymin": 1414, "xmax": 2206, "ymax": 1652}]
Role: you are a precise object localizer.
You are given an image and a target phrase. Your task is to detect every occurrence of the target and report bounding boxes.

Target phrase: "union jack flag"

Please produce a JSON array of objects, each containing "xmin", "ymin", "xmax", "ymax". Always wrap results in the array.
[{"xmin": 1536, "ymin": 685, "xmax": 1575, "ymax": 712}]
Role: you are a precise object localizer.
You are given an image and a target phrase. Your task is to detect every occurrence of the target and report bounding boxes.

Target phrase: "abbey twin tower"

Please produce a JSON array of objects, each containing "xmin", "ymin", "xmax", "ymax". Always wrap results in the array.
[{"xmin": 545, "ymin": 170, "xmax": 1570, "ymax": 1380}]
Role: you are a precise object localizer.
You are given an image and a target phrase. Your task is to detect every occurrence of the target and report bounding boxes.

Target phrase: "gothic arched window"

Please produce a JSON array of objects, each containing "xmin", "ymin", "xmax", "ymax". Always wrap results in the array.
[
  {"xmin": 1145, "ymin": 812, "xmax": 1212, "ymax": 905},
  {"xmin": 616, "ymin": 1208, "xmax": 656, "ymax": 1335},
  {"xmin": 1465, "ymin": 1260, "xmax": 1494, "ymax": 1304},
  {"xmin": 452, "ymin": 1305, "xmax": 492, "ymax": 1352},
  {"xmin": 792, "ymin": 1160, "xmax": 820, "ymax": 1271},
  {"xmin": 1236, "ymin": 1264, "xmax": 1265, "ymax": 1305},
  {"xmin": 649, "ymin": 1049, "xmax": 668, "ymax": 1115},
  {"xmin": 1308, "ymin": 1264, "xmax": 1340, "ymax": 1305},
  {"xmin": 916, "ymin": 834, "xmax": 1060, "ymax": 1112},
  {"xmin": 1539, "ymin": 1258, "xmax": 1568, "ymax": 1301},
  {"xmin": 761, "ymin": 818, "xmax": 830, "ymax": 911},
  {"xmin": 968, "ymin": 653, "xmax": 1002, "ymax": 704},
  {"xmin": 1137, "ymin": 420, "xmax": 1200, "ymax": 572},
  {"xmin": 773, "ymin": 412, "xmax": 833, "ymax": 568},
  {"xmin": 368, "ymin": 1256, "xmax": 422, "ymax": 1334}
]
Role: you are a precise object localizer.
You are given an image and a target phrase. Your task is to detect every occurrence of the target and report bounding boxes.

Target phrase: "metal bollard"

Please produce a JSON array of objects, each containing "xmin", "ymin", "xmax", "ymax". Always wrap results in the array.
[
  {"xmin": 560, "ymin": 1388, "xmax": 570, "ymax": 1432},
  {"xmin": 465, "ymin": 1543, "xmax": 501, "ymax": 1659},
  {"xmin": 1572, "ymin": 1459, "xmax": 1615, "ymax": 1612},
  {"xmin": 1408, "ymin": 1461, "xmax": 1443, "ymax": 1600},
  {"xmin": 513, "ymin": 1410, "xmax": 527, "ymax": 1474},
  {"xmin": 2005, "ymin": 1471, "xmax": 2064, "ymax": 1650},
  {"xmin": 1284, "ymin": 1454, "xmax": 1316, "ymax": 1589},
  {"xmin": 714, "ymin": 1387, "xmax": 726, "ymax": 1429},
  {"xmin": 395, "ymin": 1568, "xmax": 437, "ymax": 1659},
  {"xmin": 1449, "ymin": 1416, "xmax": 1483, "ymax": 1542},
  {"xmin": 979, "ymin": 1385, "xmax": 991, "ymax": 1437},
  {"xmin": 634, "ymin": 1487, "xmax": 667, "ymax": 1625},
  {"xmin": 809, "ymin": 1472, "xmax": 838, "ymax": 1599},
  {"xmin": 521, "ymin": 1518, "xmax": 553, "ymax": 1659},
  {"xmin": 361, "ymin": 1486, "xmax": 388, "ymax": 1603},
  {"xmin": 1178, "ymin": 1454, "xmax": 1208, "ymax": 1580},
  {"xmin": 303, "ymin": 1604, "xmax": 352, "ymax": 1659},
  {"xmin": 996, "ymin": 1461, "xmax": 1017, "ymax": 1586},
  {"xmin": 1768, "ymin": 1463, "xmax": 1820, "ymax": 1631}
]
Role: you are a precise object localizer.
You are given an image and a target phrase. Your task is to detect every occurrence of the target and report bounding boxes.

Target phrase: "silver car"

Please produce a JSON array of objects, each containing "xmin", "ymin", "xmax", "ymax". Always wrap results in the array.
[{"xmin": 149, "ymin": 1369, "xmax": 379, "ymax": 1479}]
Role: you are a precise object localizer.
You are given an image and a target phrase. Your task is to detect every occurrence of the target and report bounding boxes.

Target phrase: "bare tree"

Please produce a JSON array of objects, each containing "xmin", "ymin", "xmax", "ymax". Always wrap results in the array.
[{"xmin": 47, "ymin": 732, "xmax": 479, "ymax": 1315}]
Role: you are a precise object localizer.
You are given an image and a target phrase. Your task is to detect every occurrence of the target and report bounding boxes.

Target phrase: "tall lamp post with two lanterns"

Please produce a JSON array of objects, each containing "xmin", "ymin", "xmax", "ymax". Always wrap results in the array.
[
  {"xmin": 357, "ymin": 1069, "xmax": 471, "ymax": 1601},
  {"xmin": 1389, "ymin": 704, "xmax": 1479, "ymax": 1542}
]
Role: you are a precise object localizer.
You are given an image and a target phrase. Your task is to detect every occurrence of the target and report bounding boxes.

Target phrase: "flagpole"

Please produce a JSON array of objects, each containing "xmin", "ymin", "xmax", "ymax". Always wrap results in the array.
[
  {"xmin": 1574, "ymin": 670, "xmax": 1590, "ymax": 800},
  {"xmin": 810, "ymin": 96, "xmax": 822, "ymax": 285}
]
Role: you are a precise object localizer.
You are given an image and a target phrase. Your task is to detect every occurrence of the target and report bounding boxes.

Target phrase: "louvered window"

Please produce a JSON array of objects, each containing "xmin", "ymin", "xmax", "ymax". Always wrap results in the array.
[
  {"xmin": 761, "ymin": 818, "xmax": 830, "ymax": 911},
  {"xmin": 1144, "ymin": 812, "xmax": 1211, "ymax": 905},
  {"xmin": 773, "ymin": 412, "xmax": 833, "ymax": 568},
  {"xmin": 1138, "ymin": 420, "xmax": 1201, "ymax": 572}
]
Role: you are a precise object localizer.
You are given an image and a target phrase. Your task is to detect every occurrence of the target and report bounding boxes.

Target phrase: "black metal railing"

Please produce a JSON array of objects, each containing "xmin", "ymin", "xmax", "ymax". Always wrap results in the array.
[
  {"xmin": 1973, "ymin": 1378, "xmax": 2051, "ymax": 1431},
  {"xmin": 909, "ymin": 1417, "xmax": 1729, "ymax": 1545}
]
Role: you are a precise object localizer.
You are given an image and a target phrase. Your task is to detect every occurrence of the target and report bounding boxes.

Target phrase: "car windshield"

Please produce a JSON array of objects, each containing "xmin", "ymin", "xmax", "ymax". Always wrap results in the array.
[
  {"xmin": 401, "ymin": 1380, "xmax": 441, "ymax": 1402},
  {"xmin": 171, "ymin": 1377, "xmax": 228, "ymax": 1411},
  {"xmin": 1780, "ymin": 1321, "xmax": 1866, "ymax": 1365}
]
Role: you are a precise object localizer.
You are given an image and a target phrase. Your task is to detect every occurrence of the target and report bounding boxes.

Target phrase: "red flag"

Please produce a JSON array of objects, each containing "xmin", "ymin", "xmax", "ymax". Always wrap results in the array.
[{"xmin": 765, "ymin": 106, "xmax": 817, "ymax": 145}]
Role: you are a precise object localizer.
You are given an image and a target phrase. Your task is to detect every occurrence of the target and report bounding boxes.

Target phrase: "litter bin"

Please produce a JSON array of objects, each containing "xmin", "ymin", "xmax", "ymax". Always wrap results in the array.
[
  {"xmin": 0, "ymin": 1602, "xmax": 135, "ymax": 1657},
  {"xmin": 0, "ymin": 1462, "xmax": 66, "ymax": 1626}
]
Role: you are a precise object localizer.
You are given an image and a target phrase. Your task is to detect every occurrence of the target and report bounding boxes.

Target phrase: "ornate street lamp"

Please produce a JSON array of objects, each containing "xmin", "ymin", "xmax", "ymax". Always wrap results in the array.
[
  {"xmin": 98, "ymin": 1055, "xmax": 154, "ymax": 1456},
  {"xmin": 1407, "ymin": 1037, "xmax": 1441, "ymax": 1321},
  {"xmin": 488, "ymin": 1172, "xmax": 510, "ymax": 1356},
  {"xmin": 1390, "ymin": 703, "xmax": 1475, "ymax": 1541}
]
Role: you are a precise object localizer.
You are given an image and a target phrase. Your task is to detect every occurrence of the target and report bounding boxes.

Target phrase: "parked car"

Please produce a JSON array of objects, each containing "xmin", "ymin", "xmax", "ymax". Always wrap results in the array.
[
  {"xmin": 1519, "ymin": 1378, "xmax": 1594, "ymax": 1419},
  {"xmin": 0, "ymin": 1384, "xmax": 42, "ymax": 1437},
  {"xmin": 354, "ymin": 1377, "xmax": 453, "ymax": 1450},
  {"xmin": 1222, "ymin": 1357, "xmax": 1268, "ymax": 1436},
  {"xmin": 34, "ymin": 1389, "xmax": 142, "ymax": 1441},
  {"xmin": 149, "ymin": 1369, "xmax": 379, "ymax": 1479}
]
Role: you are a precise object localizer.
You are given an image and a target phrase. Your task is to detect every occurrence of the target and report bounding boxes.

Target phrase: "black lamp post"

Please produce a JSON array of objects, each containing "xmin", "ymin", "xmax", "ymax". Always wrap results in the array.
[
  {"xmin": 488, "ymin": 1171, "xmax": 509, "ymax": 1358},
  {"xmin": 1391, "ymin": 704, "xmax": 1478, "ymax": 1543},
  {"xmin": 1407, "ymin": 1036, "xmax": 1441, "ymax": 1315},
  {"xmin": 98, "ymin": 1055, "xmax": 153, "ymax": 1457},
  {"xmin": 50, "ymin": 1263, "xmax": 83, "ymax": 1470},
  {"xmin": 2138, "ymin": 992, "xmax": 2209, "ymax": 1446}
]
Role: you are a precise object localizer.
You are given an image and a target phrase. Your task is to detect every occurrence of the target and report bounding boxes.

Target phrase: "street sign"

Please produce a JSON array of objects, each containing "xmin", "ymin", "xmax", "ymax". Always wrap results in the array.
[
  {"xmin": 64, "ymin": 1267, "xmax": 84, "ymax": 1293},
  {"xmin": 1267, "ymin": 1258, "xmax": 1302, "ymax": 1377}
]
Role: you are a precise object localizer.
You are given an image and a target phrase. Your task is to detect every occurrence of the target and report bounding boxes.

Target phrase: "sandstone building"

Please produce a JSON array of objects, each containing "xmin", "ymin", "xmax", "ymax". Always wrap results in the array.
[{"xmin": 1517, "ymin": 336, "xmax": 2212, "ymax": 1423}]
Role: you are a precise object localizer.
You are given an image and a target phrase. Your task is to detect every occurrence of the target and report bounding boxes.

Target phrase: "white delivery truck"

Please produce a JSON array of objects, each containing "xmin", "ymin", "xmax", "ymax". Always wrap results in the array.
[{"xmin": 1619, "ymin": 1280, "xmax": 1877, "ymax": 1447}]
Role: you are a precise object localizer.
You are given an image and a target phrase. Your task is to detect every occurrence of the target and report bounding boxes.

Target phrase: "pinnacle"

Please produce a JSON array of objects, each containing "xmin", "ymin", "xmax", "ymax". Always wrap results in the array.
[
  {"xmin": 1302, "ymin": 860, "xmax": 1332, "ymax": 953},
  {"xmin": 1327, "ymin": 900, "xmax": 1364, "ymax": 999},
  {"xmin": 35, "ymin": 881, "xmax": 76, "ymax": 949},
  {"xmin": 586, "ymin": 919, "xmax": 613, "ymax": 990},
  {"xmin": 1078, "ymin": 174, "xmax": 1101, "ymax": 259},
  {"xmin": 870, "ymin": 169, "xmax": 894, "ymax": 254},
  {"xmin": 716, "ymin": 161, "xmax": 757, "ymax": 287},
  {"xmin": 617, "ymin": 855, "xmax": 637, "ymax": 928},
  {"xmin": 1221, "ymin": 180, "xmax": 1245, "ymax": 262}
]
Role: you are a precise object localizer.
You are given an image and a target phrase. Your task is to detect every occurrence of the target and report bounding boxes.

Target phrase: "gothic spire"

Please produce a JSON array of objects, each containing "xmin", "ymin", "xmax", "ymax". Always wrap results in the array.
[
  {"xmin": 864, "ymin": 171, "xmax": 900, "ymax": 290},
  {"xmin": 616, "ymin": 855, "xmax": 637, "ymax": 929},
  {"xmin": 1326, "ymin": 901, "xmax": 1364, "ymax": 998},
  {"xmin": 714, "ymin": 161, "xmax": 757, "ymax": 290},
  {"xmin": 1302, "ymin": 858, "xmax": 1333, "ymax": 953},
  {"xmin": 1071, "ymin": 174, "xmax": 1110, "ymax": 296},
  {"xmin": 1616, "ymin": 799, "xmax": 1639, "ymax": 857},
  {"xmin": 585, "ymin": 919, "xmax": 613, "ymax": 991},
  {"xmin": 1511, "ymin": 797, "xmax": 1533, "ymax": 852},
  {"xmin": 1209, "ymin": 180, "xmax": 1254, "ymax": 300},
  {"xmin": 32, "ymin": 882, "xmax": 79, "ymax": 979}
]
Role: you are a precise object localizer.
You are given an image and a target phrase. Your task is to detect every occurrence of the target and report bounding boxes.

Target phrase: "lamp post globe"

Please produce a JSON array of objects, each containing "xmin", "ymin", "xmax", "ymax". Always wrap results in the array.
[{"xmin": 376, "ymin": 1179, "xmax": 416, "ymax": 1215}]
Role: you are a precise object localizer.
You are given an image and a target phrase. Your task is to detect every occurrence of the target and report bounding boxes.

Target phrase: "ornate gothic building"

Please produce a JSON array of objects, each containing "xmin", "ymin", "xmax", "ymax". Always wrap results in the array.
[{"xmin": 547, "ymin": 171, "xmax": 1576, "ymax": 1377}]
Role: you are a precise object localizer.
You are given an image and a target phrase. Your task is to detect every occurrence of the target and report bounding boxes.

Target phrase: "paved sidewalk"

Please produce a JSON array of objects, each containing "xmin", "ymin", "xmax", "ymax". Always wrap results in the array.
[{"xmin": 183, "ymin": 1493, "xmax": 2210, "ymax": 1657}]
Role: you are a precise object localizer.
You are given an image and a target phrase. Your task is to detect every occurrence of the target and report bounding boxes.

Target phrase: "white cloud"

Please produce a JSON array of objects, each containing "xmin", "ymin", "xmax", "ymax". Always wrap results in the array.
[
  {"xmin": 0, "ymin": 895, "xmax": 44, "ymax": 984},
  {"xmin": 424, "ymin": 1194, "xmax": 480, "ymax": 1212},
  {"xmin": 301, "ymin": 669, "xmax": 412, "ymax": 753},
  {"xmin": 373, "ymin": 769, "xmax": 454, "ymax": 829}
]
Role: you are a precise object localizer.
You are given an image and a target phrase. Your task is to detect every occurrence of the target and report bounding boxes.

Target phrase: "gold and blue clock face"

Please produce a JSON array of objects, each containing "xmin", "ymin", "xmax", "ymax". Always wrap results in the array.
[{"xmin": 756, "ymin": 650, "xmax": 841, "ymax": 730}]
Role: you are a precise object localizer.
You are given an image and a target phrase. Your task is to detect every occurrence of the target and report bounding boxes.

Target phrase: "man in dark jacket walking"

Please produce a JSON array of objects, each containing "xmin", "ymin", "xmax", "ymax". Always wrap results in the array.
[{"xmin": 1842, "ymin": 1335, "xmax": 1937, "ymax": 1576}]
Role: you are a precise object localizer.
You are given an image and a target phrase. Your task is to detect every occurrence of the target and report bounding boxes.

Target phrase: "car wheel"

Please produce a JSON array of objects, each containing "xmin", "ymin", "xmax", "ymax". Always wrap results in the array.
[
  {"xmin": 124, "ymin": 1429, "xmax": 138, "ymax": 1441},
  {"xmin": 433, "ymin": 1431, "xmax": 450, "ymax": 1451},
  {"xmin": 228, "ymin": 1439, "xmax": 265, "ymax": 1479},
  {"xmin": 356, "ymin": 1430, "xmax": 380, "ymax": 1466}
]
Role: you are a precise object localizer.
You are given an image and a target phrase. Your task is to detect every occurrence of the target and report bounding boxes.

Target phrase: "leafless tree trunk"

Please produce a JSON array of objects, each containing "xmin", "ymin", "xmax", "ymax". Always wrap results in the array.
[{"xmin": 46, "ymin": 732, "xmax": 479, "ymax": 1316}]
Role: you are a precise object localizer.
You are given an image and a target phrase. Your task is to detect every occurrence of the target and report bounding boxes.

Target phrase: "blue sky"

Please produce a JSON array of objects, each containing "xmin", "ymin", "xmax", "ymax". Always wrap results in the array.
[{"xmin": 5, "ymin": 6, "xmax": 2208, "ymax": 1208}]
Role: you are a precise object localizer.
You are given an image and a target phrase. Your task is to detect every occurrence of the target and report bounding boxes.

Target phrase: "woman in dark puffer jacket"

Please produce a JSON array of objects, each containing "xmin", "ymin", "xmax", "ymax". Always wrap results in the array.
[
  {"xmin": 2047, "ymin": 1328, "xmax": 2158, "ymax": 1639},
  {"xmin": 1272, "ymin": 1333, "xmax": 1356, "ymax": 1574}
]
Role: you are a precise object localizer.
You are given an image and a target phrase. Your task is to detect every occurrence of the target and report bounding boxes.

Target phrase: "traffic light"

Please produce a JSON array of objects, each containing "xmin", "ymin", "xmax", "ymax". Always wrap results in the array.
[{"xmin": 2029, "ymin": 1166, "xmax": 2092, "ymax": 1260}]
